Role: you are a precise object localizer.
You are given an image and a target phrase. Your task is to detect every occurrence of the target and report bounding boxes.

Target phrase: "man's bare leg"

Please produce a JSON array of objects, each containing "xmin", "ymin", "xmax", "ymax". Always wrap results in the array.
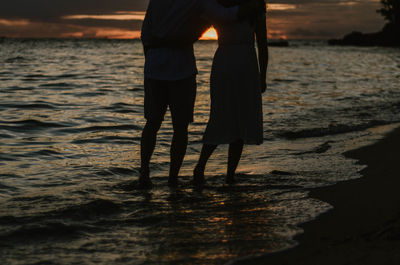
[
  {"xmin": 168, "ymin": 122, "xmax": 189, "ymax": 187},
  {"xmin": 139, "ymin": 120, "xmax": 162, "ymax": 189}
]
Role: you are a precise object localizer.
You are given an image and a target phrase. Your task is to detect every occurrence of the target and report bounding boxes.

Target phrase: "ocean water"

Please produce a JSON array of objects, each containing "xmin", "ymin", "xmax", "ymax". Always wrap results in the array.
[{"xmin": 0, "ymin": 38, "xmax": 399, "ymax": 265}]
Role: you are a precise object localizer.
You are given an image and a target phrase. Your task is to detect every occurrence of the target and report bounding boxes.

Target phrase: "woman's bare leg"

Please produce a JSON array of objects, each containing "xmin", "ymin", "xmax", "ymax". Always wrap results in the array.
[
  {"xmin": 226, "ymin": 139, "xmax": 244, "ymax": 184},
  {"xmin": 193, "ymin": 144, "xmax": 217, "ymax": 186}
]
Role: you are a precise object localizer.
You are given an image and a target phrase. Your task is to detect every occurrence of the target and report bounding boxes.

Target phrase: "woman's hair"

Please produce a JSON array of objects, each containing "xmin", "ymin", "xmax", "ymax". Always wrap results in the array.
[
  {"xmin": 217, "ymin": 0, "xmax": 266, "ymax": 8},
  {"xmin": 217, "ymin": 0, "xmax": 266, "ymax": 24}
]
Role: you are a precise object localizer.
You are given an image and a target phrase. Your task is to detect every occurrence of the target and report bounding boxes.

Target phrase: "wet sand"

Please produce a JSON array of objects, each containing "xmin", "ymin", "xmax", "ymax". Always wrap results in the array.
[{"xmin": 231, "ymin": 126, "xmax": 400, "ymax": 265}]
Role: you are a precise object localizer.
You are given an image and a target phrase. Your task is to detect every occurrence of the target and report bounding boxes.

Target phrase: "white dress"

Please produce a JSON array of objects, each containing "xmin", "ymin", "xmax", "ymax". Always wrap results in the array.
[{"xmin": 203, "ymin": 20, "xmax": 263, "ymax": 145}]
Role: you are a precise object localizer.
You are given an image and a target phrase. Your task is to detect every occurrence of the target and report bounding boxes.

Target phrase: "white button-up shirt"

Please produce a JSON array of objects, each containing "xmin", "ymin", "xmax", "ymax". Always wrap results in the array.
[{"xmin": 141, "ymin": 0, "xmax": 238, "ymax": 81}]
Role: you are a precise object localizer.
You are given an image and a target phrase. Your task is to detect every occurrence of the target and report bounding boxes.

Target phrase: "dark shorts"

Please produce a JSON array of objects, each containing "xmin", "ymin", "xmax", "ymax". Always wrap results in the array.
[{"xmin": 144, "ymin": 76, "xmax": 197, "ymax": 124}]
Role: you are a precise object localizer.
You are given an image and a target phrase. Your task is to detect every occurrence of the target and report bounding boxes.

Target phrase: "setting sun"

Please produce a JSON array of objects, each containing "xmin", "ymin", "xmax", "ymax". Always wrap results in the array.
[{"xmin": 200, "ymin": 27, "xmax": 218, "ymax": 40}]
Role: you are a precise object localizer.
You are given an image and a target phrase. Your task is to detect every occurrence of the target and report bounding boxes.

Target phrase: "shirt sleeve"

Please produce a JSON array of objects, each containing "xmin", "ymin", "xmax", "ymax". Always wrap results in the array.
[{"xmin": 202, "ymin": 0, "xmax": 238, "ymax": 23}]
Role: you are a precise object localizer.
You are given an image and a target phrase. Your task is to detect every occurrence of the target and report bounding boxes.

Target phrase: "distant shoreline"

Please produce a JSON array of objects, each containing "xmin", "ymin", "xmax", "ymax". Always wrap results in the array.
[{"xmin": 328, "ymin": 24, "xmax": 400, "ymax": 47}]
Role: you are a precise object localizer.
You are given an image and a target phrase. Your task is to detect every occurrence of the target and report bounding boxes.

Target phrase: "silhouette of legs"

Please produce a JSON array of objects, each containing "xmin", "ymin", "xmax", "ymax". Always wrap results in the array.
[
  {"xmin": 193, "ymin": 139, "xmax": 244, "ymax": 186},
  {"xmin": 226, "ymin": 139, "xmax": 244, "ymax": 184},
  {"xmin": 139, "ymin": 120, "xmax": 190, "ymax": 188},
  {"xmin": 168, "ymin": 122, "xmax": 190, "ymax": 187},
  {"xmin": 140, "ymin": 76, "xmax": 196, "ymax": 189},
  {"xmin": 139, "ymin": 120, "xmax": 162, "ymax": 189},
  {"xmin": 194, "ymin": 144, "xmax": 218, "ymax": 186}
]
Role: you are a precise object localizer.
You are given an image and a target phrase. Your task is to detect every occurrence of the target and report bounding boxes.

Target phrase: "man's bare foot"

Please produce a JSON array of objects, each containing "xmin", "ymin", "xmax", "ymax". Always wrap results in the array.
[
  {"xmin": 168, "ymin": 176, "xmax": 179, "ymax": 187},
  {"xmin": 225, "ymin": 175, "xmax": 235, "ymax": 185},
  {"xmin": 138, "ymin": 168, "xmax": 153, "ymax": 189},
  {"xmin": 193, "ymin": 165, "xmax": 206, "ymax": 188}
]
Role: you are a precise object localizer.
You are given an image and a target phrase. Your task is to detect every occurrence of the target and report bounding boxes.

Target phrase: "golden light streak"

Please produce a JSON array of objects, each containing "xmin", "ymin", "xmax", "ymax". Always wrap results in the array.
[
  {"xmin": 267, "ymin": 4, "xmax": 296, "ymax": 11},
  {"xmin": 0, "ymin": 19, "xmax": 30, "ymax": 26},
  {"xmin": 94, "ymin": 29, "xmax": 141, "ymax": 39},
  {"xmin": 62, "ymin": 11, "xmax": 146, "ymax": 21},
  {"xmin": 60, "ymin": 28, "xmax": 141, "ymax": 39},
  {"xmin": 200, "ymin": 27, "xmax": 218, "ymax": 40}
]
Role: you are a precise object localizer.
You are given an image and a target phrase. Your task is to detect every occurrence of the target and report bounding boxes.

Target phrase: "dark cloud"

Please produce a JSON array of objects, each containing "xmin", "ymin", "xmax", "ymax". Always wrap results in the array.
[
  {"xmin": 0, "ymin": 0, "xmax": 387, "ymax": 39},
  {"xmin": 1, "ymin": 0, "xmax": 149, "ymax": 20},
  {"xmin": 267, "ymin": 0, "xmax": 385, "ymax": 38},
  {"xmin": 0, "ymin": 0, "xmax": 148, "ymax": 38},
  {"xmin": 61, "ymin": 19, "xmax": 144, "ymax": 30}
]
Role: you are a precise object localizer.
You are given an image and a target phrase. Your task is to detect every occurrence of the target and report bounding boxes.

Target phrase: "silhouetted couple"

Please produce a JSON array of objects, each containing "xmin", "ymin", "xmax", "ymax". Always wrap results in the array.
[{"xmin": 139, "ymin": 0, "xmax": 268, "ymax": 189}]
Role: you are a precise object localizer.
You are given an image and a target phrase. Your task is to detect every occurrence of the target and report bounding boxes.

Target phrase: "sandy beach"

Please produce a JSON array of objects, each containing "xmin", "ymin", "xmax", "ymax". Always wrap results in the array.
[{"xmin": 231, "ymin": 126, "xmax": 400, "ymax": 265}]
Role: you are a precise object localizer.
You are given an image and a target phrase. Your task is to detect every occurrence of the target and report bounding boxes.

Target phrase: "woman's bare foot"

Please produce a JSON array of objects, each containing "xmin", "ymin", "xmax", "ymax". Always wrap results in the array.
[
  {"xmin": 193, "ymin": 165, "xmax": 206, "ymax": 188},
  {"xmin": 138, "ymin": 168, "xmax": 153, "ymax": 189},
  {"xmin": 225, "ymin": 174, "xmax": 235, "ymax": 185},
  {"xmin": 168, "ymin": 176, "xmax": 179, "ymax": 187}
]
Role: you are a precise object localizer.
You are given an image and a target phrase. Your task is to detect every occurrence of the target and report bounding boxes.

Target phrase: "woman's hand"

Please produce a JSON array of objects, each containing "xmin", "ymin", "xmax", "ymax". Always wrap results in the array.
[{"xmin": 260, "ymin": 80, "xmax": 267, "ymax": 93}]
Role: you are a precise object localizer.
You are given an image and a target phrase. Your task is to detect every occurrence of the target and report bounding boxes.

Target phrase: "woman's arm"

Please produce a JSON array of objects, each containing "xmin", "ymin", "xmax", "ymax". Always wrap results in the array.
[{"xmin": 255, "ymin": 1, "xmax": 268, "ymax": 93}]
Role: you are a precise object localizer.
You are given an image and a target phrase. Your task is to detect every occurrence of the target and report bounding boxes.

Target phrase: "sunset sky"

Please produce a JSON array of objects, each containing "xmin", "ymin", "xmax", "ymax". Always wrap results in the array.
[{"xmin": 0, "ymin": 0, "xmax": 386, "ymax": 39}]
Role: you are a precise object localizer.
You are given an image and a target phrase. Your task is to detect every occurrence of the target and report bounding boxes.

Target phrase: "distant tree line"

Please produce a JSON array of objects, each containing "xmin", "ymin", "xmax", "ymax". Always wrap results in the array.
[
  {"xmin": 377, "ymin": 0, "xmax": 400, "ymax": 30},
  {"xmin": 329, "ymin": 0, "xmax": 399, "ymax": 46}
]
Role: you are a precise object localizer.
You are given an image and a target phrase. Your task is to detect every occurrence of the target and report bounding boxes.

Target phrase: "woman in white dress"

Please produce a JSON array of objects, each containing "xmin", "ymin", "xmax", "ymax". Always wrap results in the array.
[{"xmin": 194, "ymin": 0, "xmax": 268, "ymax": 186}]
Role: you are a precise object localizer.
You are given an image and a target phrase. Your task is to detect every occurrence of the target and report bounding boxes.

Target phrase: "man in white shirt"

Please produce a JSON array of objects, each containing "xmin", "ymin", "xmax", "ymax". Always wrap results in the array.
[{"xmin": 139, "ymin": 0, "xmax": 258, "ymax": 188}]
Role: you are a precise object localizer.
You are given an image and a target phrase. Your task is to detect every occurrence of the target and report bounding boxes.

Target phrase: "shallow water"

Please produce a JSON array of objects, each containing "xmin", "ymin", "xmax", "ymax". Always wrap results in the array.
[{"xmin": 0, "ymin": 39, "xmax": 399, "ymax": 264}]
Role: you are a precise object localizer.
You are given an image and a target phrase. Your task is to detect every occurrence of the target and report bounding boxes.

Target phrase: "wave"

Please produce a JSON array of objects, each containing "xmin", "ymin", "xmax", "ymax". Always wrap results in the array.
[
  {"xmin": 0, "ymin": 199, "xmax": 122, "ymax": 227},
  {"xmin": 4, "ymin": 56, "xmax": 30, "ymax": 63},
  {"xmin": 0, "ymin": 222, "xmax": 97, "ymax": 244},
  {"xmin": 0, "ymin": 102, "xmax": 56, "ymax": 110},
  {"xmin": 0, "ymin": 119, "xmax": 73, "ymax": 132},
  {"xmin": 73, "ymin": 92, "xmax": 107, "ymax": 97},
  {"xmin": 0, "ymin": 133, "xmax": 13, "ymax": 138},
  {"xmin": 11, "ymin": 195, "xmax": 59, "ymax": 203},
  {"xmin": 0, "ymin": 173, "xmax": 22, "ymax": 179},
  {"xmin": 96, "ymin": 167, "xmax": 139, "ymax": 176},
  {"xmin": 295, "ymin": 141, "xmax": 334, "ymax": 155},
  {"xmin": 55, "ymin": 199, "xmax": 122, "ymax": 220},
  {"xmin": 72, "ymin": 135, "xmax": 140, "ymax": 145},
  {"xmin": 56, "ymin": 74, "xmax": 79, "ymax": 79},
  {"xmin": 102, "ymin": 102, "xmax": 142, "ymax": 114},
  {"xmin": 272, "ymin": 78, "xmax": 298, "ymax": 83},
  {"xmin": 39, "ymin": 82, "xmax": 74, "ymax": 89},
  {"xmin": 0, "ymin": 182, "xmax": 19, "ymax": 191},
  {"xmin": 57, "ymin": 124, "xmax": 141, "ymax": 134},
  {"xmin": 24, "ymin": 74, "xmax": 48, "ymax": 78},
  {"xmin": 0, "ymin": 152, "xmax": 18, "ymax": 161},
  {"xmin": 22, "ymin": 149, "xmax": 64, "ymax": 159},
  {"xmin": 6, "ymin": 85, "xmax": 36, "ymax": 91},
  {"xmin": 0, "ymin": 71, "xmax": 13, "ymax": 75},
  {"xmin": 278, "ymin": 120, "xmax": 392, "ymax": 139}
]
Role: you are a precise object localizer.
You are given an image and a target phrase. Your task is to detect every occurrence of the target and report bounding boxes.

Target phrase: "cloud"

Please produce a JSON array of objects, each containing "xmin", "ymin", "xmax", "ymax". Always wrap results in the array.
[
  {"xmin": 62, "ymin": 12, "xmax": 146, "ymax": 21},
  {"xmin": 0, "ymin": 19, "xmax": 30, "ymax": 26},
  {"xmin": 267, "ymin": 0, "xmax": 384, "ymax": 38},
  {"xmin": 0, "ymin": 0, "xmax": 148, "ymax": 38},
  {"xmin": 1, "ymin": 0, "xmax": 149, "ymax": 20}
]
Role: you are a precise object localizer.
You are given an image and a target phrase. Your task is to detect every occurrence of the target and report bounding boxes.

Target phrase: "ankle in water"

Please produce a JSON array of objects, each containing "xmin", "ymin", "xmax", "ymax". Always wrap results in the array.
[
  {"xmin": 226, "ymin": 175, "xmax": 235, "ymax": 184},
  {"xmin": 168, "ymin": 176, "xmax": 179, "ymax": 187},
  {"xmin": 138, "ymin": 176, "xmax": 153, "ymax": 189}
]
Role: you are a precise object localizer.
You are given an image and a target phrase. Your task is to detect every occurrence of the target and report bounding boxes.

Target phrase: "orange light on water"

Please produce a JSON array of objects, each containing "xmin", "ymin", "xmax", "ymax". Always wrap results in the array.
[{"xmin": 200, "ymin": 27, "xmax": 218, "ymax": 40}]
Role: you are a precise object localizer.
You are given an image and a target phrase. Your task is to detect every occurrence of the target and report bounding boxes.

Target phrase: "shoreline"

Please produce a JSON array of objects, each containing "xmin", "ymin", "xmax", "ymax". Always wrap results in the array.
[{"xmin": 231, "ymin": 126, "xmax": 400, "ymax": 264}]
